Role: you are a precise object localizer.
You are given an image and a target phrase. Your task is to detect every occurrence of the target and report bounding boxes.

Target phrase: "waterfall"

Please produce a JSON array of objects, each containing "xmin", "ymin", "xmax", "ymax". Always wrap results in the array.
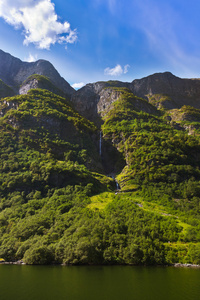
[
  {"xmin": 110, "ymin": 174, "xmax": 120, "ymax": 190},
  {"xmin": 115, "ymin": 180, "xmax": 120, "ymax": 190},
  {"xmin": 99, "ymin": 131, "xmax": 102, "ymax": 156}
]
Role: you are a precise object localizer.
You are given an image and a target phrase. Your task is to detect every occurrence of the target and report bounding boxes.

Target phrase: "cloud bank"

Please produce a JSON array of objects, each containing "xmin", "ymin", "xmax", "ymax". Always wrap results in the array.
[
  {"xmin": 0, "ymin": 0, "xmax": 77, "ymax": 49},
  {"xmin": 104, "ymin": 64, "xmax": 130, "ymax": 76}
]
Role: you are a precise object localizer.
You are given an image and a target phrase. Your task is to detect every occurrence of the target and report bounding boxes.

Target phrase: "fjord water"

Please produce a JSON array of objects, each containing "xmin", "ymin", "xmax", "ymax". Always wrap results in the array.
[{"xmin": 0, "ymin": 265, "xmax": 200, "ymax": 300}]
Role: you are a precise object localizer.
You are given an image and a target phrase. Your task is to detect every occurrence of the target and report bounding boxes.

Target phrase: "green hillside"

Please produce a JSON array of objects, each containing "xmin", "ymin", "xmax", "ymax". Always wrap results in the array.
[{"xmin": 1, "ymin": 88, "xmax": 200, "ymax": 265}]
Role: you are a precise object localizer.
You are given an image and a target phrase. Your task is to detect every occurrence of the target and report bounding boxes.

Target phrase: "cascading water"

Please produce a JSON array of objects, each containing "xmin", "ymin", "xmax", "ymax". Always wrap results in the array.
[
  {"xmin": 115, "ymin": 180, "xmax": 120, "ymax": 190},
  {"xmin": 99, "ymin": 131, "xmax": 102, "ymax": 156},
  {"xmin": 109, "ymin": 173, "xmax": 120, "ymax": 190}
]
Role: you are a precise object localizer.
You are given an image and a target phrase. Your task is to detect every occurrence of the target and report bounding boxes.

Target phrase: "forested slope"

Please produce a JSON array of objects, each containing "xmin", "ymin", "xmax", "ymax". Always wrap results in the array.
[{"xmin": 0, "ymin": 88, "xmax": 200, "ymax": 265}]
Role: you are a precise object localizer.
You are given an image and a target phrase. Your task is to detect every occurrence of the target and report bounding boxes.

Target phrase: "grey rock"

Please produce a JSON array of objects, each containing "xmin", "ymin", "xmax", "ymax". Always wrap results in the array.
[{"xmin": 174, "ymin": 263, "xmax": 200, "ymax": 268}]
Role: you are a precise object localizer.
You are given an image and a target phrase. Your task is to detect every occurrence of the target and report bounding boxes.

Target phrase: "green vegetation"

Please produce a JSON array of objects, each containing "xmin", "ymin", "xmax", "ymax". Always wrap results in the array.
[
  {"xmin": 1, "ymin": 87, "xmax": 200, "ymax": 265},
  {"xmin": 167, "ymin": 106, "xmax": 200, "ymax": 134},
  {"xmin": 147, "ymin": 93, "xmax": 175, "ymax": 110},
  {"xmin": 0, "ymin": 80, "xmax": 15, "ymax": 99}
]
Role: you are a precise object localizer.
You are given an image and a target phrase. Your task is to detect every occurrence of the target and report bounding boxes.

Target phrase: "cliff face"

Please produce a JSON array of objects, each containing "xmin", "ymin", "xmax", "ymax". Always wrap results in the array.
[
  {"xmin": 0, "ymin": 49, "xmax": 74, "ymax": 96},
  {"xmin": 71, "ymin": 72, "xmax": 200, "ymax": 121},
  {"xmin": 71, "ymin": 81, "xmax": 129, "ymax": 122}
]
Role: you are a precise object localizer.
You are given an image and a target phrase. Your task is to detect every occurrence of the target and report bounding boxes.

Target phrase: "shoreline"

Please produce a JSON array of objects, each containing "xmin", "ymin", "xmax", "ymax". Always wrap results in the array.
[
  {"xmin": 0, "ymin": 261, "xmax": 200, "ymax": 268},
  {"xmin": 173, "ymin": 263, "xmax": 200, "ymax": 268}
]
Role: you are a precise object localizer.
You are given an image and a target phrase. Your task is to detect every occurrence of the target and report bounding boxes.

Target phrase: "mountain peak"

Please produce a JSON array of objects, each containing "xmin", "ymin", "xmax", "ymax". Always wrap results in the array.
[{"xmin": 0, "ymin": 49, "xmax": 74, "ymax": 96}]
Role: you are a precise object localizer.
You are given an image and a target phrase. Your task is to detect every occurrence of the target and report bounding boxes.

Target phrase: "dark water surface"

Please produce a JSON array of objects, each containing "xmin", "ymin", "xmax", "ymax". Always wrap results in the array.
[{"xmin": 0, "ymin": 265, "xmax": 200, "ymax": 300}]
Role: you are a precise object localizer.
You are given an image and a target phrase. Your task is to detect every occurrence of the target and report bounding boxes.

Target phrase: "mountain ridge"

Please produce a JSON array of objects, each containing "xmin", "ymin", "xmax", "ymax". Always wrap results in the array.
[
  {"xmin": 2, "ymin": 49, "xmax": 200, "ymax": 120},
  {"xmin": 0, "ymin": 49, "xmax": 74, "ymax": 96},
  {"xmin": 71, "ymin": 72, "xmax": 200, "ymax": 122}
]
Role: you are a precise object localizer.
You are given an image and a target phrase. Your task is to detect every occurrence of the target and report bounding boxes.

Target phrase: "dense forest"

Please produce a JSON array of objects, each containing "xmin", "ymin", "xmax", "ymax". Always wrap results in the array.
[{"xmin": 1, "ymin": 87, "xmax": 200, "ymax": 265}]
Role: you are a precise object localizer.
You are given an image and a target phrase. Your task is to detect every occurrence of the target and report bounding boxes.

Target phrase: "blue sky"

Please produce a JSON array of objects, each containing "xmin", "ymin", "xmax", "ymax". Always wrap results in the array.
[{"xmin": 0, "ymin": 0, "xmax": 200, "ymax": 88}]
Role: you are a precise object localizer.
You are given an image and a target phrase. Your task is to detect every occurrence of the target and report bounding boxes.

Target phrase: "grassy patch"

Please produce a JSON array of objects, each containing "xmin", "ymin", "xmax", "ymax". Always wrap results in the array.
[
  {"xmin": 87, "ymin": 192, "xmax": 116, "ymax": 210},
  {"xmin": 0, "ymin": 258, "xmax": 5, "ymax": 262}
]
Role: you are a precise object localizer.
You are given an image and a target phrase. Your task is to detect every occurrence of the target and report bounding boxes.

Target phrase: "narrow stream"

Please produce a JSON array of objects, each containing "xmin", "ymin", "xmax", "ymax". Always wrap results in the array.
[{"xmin": 99, "ymin": 131, "xmax": 102, "ymax": 156}]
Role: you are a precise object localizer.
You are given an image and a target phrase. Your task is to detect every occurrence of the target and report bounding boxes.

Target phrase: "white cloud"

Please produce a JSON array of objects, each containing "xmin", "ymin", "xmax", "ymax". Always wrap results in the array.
[
  {"xmin": 104, "ymin": 64, "xmax": 123, "ymax": 76},
  {"xmin": 104, "ymin": 64, "xmax": 130, "ymax": 76},
  {"xmin": 25, "ymin": 53, "xmax": 38, "ymax": 62},
  {"xmin": 0, "ymin": 0, "xmax": 77, "ymax": 50},
  {"xmin": 124, "ymin": 64, "xmax": 130, "ymax": 74},
  {"xmin": 72, "ymin": 82, "xmax": 85, "ymax": 89}
]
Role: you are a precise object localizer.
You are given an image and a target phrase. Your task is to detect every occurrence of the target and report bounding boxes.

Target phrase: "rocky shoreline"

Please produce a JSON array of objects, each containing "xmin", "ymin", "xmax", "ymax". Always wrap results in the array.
[
  {"xmin": 173, "ymin": 263, "xmax": 200, "ymax": 268},
  {"xmin": 0, "ymin": 260, "xmax": 25, "ymax": 265}
]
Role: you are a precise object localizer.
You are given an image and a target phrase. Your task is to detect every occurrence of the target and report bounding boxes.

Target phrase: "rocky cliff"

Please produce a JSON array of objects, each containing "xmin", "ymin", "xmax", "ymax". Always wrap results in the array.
[
  {"xmin": 0, "ymin": 49, "xmax": 74, "ymax": 96},
  {"xmin": 71, "ymin": 72, "xmax": 200, "ymax": 121},
  {"xmin": 71, "ymin": 81, "xmax": 129, "ymax": 122}
]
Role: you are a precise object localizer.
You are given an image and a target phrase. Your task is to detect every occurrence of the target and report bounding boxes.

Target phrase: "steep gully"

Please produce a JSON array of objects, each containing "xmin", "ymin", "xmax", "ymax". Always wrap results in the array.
[{"xmin": 99, "ymin": 130, "xmax": 121, "ymax": 191}]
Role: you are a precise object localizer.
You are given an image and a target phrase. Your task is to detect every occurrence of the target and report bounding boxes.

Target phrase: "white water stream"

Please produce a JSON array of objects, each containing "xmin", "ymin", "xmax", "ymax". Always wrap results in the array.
[{"xmin": 99, "ymin": 131, "xmax": 102, "ymax": 156}]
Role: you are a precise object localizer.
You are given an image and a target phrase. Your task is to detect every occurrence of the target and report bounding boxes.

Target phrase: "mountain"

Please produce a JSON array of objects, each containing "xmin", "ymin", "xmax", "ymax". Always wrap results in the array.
[
  {"xmin": 71, "ymin": 72, "xmax": 200, "ymax": 123},
  {"xmin": 1, "ymin": 50, "xmax": 200, "ymax": 266},
  {"xmin": 1, "ymin": 49, "xmax": 200, "ymax": 114},
  {"xmin": 0, "ymin": 49, "xmax": 74, "ymax": 96},
  {"xmin": 129, "ymin": 72, "xmax": 200, "ymax": 110}
]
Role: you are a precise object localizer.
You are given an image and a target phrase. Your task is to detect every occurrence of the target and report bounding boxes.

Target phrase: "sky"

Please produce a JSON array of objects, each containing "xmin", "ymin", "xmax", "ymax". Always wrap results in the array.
[{"xmin": 0, "ymin": 0, "xmax": 200, "ymax": 89}]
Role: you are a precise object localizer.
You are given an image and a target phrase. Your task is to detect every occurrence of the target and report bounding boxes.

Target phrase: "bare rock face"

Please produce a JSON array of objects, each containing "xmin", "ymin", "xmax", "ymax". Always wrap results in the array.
[
  {"xmin": 97, "ymin": 88, "xmax": 123, "ymax": 115},
  {"xmin": 71, "ymin": 81, "xmax": 129, "ymax": 122},
  {"xmin": 71, "ymin": 83, "xmax": 99, "ymax": 121},
  {"xmin": 19, "ymin": 78, "xmax": 40, "ymax": 95},
  {"xmin": 0, "ymin": 49, "xmax": 74, "ymax": 96}
]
